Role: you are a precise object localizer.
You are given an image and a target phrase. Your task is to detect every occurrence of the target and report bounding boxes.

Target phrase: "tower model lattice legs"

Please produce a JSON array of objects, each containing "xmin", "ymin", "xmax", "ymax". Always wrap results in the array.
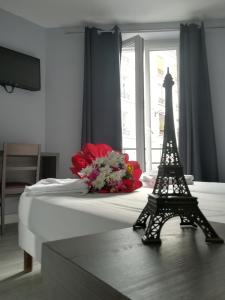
[
  {"xmin": 189, "ymin": 207, "xmax": 224, "ymax": 243},
  {"xmin": 180, "ymin": 215, "xmax": 197, "ymax": 227},
  {"xmin": 133, "ymin": 204, "xmax": 150, "ymax": 229},
  {"xmin": 142, "ymin": 210, "xmax": 166, "ymax": 244},
  {"xmin": 134, "ymin": 199, "xmax": 224, "ymax": 244}
]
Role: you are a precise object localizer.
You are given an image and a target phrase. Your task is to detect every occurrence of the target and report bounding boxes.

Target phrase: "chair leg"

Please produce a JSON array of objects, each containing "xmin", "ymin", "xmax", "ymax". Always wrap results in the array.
[{"xmin": 1, "ymin": 196, "xmax": 5, "ymax": 235}]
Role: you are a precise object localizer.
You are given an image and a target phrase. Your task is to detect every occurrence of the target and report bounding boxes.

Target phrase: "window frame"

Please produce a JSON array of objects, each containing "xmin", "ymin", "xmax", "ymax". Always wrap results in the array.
[{"xmin": 121, "ymin": 36, "xmax": 145, "ymax": 169}]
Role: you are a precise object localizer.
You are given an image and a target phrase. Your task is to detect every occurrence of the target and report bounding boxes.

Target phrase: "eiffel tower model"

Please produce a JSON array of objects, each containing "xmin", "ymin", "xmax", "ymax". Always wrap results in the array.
[{"xmin": 133, "ymin": 69, "xmax": 224, "ymax": 244}]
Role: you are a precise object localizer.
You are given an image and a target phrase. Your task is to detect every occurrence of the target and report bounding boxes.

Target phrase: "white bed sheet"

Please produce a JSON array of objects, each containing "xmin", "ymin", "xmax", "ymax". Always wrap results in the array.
[{"xmin": 19, "ymin": 182, "xmax": 225, "ymax": 245}]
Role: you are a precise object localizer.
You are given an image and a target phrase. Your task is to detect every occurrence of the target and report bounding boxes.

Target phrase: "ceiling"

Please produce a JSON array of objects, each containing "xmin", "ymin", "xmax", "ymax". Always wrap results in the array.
[{"xmin": 0, "ymin": 0, "xmax": 225, "ymax": 28}]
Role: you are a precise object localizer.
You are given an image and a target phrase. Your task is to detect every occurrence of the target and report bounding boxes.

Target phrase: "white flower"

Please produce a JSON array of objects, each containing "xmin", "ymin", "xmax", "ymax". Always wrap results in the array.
[
  {"xmin": 95, "ymin": 157, "xmax": 107, "ymax": 167},
  {"xmin": 107, "ymin": 151, "xmax": 125, "ymax": 168},
  {"xmin": 92, "ymin": 173, "xmax": 106, "ymax": 190},
  {"xmin": 109, "ymin": 170, "xmax": 126, "ymax": 182},
  {"xmin": 85, "ymin": 151, "xmax": 127, "ymax": 191},
  {"xmin": 80, "ymin": 165, "xmax": 93, "ymax": 176},
  {"xmin": 99, "ymin": 165, "xmax": 112, "ymax": 175}
]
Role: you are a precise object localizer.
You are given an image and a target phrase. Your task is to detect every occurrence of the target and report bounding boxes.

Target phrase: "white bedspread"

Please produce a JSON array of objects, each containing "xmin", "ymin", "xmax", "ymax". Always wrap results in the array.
[{"xmin": 18, "ymin": 182, "xmax": 225, "ymax": 244}]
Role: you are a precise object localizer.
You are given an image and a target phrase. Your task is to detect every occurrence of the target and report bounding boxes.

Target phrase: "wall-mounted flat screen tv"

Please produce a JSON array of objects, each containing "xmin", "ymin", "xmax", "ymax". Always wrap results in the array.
[{"xmin": 0, "ymin": 46, "xmax": 41, "ymax": 91}]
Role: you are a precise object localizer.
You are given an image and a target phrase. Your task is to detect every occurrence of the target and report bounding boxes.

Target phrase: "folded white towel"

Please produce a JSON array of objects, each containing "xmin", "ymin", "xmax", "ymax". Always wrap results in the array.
[
  {"xmin": 142, "ymin": 174, "xmax": 156, "ymax": 188},
  {"xmin": 24, "ymin": 178, "xmax": 89, "ymax": 195},
  {"xmin": 142, "ymin": 173, "xmax": 194, "ymax": 188},
  {"xmin": 183, "ymin": 175, "xmax": 194, "ymax": 185},
  {"xmin": 148, "ymin": 170, "xmax": 158, "ymax": 176}
]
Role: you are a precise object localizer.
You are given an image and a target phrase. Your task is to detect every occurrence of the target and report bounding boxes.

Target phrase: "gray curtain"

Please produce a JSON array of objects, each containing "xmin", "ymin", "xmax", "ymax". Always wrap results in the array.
[
  {"xmin": 81, "ymin": 26, "xmax": 122, "ymax": 151},
  {"xmin": 179, "ymin": 23, "xmax": 218, "ymax": 181}
]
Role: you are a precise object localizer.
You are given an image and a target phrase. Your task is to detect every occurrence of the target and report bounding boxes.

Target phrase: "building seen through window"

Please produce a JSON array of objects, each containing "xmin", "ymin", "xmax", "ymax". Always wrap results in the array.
[{"xmin": 149, "ymin": 50, "xmax": 178, "ymax": 170}]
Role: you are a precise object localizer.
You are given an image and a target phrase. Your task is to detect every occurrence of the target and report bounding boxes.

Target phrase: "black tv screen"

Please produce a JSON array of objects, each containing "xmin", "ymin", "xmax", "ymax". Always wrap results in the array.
[{"xmin": 0, "ymin": 46, "xmax": 41, "ymax": 91}]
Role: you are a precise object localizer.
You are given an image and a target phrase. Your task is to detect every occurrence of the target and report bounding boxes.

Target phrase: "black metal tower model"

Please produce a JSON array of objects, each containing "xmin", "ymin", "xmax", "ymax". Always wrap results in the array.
[{"xmin": 133, "ymin": 69, "xmax": 224, "ymax": 244}]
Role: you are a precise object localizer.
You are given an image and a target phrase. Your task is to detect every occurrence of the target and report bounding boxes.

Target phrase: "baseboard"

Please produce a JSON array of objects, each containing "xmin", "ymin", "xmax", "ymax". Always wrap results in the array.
[{"xmin": 0, "ymin": 214, "xmax": 18, "ymax": 224}]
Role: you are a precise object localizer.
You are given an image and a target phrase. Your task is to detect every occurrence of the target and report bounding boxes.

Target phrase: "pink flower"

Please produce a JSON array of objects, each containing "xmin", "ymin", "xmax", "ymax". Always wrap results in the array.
[{"xmin": 88, "ymin": 169, "xmax": 99, "ymax": 180}]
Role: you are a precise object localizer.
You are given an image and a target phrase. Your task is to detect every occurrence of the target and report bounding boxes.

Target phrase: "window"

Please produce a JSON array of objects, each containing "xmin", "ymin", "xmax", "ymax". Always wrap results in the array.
[
  {"xmin": 145, "ymin": 45, "xmax": 179, "ymax": 172},
  {"xmin": 121, "ymin": 36, "xmax": 179, "ymax": 172}
]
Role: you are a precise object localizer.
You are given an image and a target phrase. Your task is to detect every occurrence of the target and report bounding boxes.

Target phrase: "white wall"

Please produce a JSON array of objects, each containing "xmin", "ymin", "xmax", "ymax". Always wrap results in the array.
[
  {"xmin": 0, "ymin": 9, "xmax": 47, "ymax": 216},
  {"xmin": 45, "ymin": 29, "xmax": 84, "ymax": 178},
  {"xmin": 205, "ymin": 28, "xmax": 225, "ymax": 181},
  {"xmin": 0, "ymin": 9, "xmax": 46, "ymax": 149}
]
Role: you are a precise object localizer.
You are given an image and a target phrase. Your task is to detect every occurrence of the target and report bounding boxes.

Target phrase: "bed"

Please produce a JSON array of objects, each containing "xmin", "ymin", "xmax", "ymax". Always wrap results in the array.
[{"xmin": 18, "ymin": 182, "xmax": 225, "ymax": 271}]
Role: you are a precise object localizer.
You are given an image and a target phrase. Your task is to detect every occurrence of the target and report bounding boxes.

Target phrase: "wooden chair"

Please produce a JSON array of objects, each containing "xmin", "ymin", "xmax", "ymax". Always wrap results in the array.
[{"xmin": 0, "ymin": 143, "xmax": 41, "ymax": 234}]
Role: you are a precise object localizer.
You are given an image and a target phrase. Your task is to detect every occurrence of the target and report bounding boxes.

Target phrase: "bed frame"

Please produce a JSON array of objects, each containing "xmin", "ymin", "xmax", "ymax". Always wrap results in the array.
[{"xmin": 24, "ymin": 251, "xmax": 33, "ymax": 272}]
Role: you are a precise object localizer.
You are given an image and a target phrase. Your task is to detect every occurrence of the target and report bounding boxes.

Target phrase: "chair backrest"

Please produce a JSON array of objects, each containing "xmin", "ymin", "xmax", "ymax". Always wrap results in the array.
[
  {"xmin": 4, "ymin": 143, "xmax": 40, "ymax": 156},
  {"xmin": 1, "ymin": 143, "xmax": 41, "ymax": 196}
]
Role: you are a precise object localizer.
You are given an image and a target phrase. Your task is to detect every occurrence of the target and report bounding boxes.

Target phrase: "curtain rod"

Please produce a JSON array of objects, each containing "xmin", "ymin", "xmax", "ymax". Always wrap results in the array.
[
  {"xmin": 65, "ymin": 27, "xmax": 179, "ymax": 35},
  {"xmin": 65, "ymin": 28, "xmax": 178, "ymax": 34},
  {"xmin": 64, "ymin": 23, "xmax": 225, "ymax": 35}
]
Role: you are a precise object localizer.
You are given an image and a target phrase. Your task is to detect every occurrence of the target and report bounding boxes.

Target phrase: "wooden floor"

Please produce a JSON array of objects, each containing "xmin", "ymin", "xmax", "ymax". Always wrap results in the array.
[{"xmin": 0, "ymin": 224, "xmax": 45, "ymax": 300}]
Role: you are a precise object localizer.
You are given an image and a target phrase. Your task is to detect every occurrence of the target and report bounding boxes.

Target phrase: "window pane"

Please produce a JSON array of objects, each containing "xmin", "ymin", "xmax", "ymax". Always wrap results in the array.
[
  {"xmin": 148, "ymin": 49, "xmax": 178, "ymax": 170},
  {"xmin": 151, "ymin": 149, "xmax": 162, "ymax": 164},
  {"xmin": 121, "ymin": 46, "xmax": 136, "ymax": 150}
]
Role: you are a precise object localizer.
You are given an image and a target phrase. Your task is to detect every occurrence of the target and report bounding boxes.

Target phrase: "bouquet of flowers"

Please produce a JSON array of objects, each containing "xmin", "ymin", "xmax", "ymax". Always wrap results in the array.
[{"xmin": 71, "ymin": 143, "xmax": 142, "ymax": 193}]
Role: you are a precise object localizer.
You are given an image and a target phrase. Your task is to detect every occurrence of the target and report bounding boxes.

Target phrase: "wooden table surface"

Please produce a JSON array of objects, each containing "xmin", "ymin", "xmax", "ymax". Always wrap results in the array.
[{"xmin": 42, "ymin": 219, "xmax": 225, "ymax": 300}]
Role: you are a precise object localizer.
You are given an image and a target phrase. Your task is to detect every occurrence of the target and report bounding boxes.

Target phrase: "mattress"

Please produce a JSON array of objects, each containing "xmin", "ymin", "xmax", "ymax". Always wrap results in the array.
[{"xmin": 18, "ymin": 182, "xmax": 225, "ymax": 244}]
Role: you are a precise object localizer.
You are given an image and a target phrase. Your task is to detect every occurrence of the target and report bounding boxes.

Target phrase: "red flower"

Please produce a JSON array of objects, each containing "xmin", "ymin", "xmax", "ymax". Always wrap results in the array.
[
  {"xmin": 128, "ymin": 161, "xmax": 142, "ymax": 180},
  {"xmin": 70, "ymin": 153, "xmax": 89, "ymax": 175},
  {"xmin": 124, "ymin": 153, "xmax": 129, "ymax": 163},
  {"xmin": 83, "ymin": 143, "xmax": 112, "ymax": 160},
  {"xmin": 71, "ymin": 143, "xmax": 112, "ymax": 176},
  {"xmin": 121, "ymin": 160, "xmax": 142, "ymax": 192},
  {"xmin": 122, "ymin": 178, "xmax": 142, "ymax": 192}
]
